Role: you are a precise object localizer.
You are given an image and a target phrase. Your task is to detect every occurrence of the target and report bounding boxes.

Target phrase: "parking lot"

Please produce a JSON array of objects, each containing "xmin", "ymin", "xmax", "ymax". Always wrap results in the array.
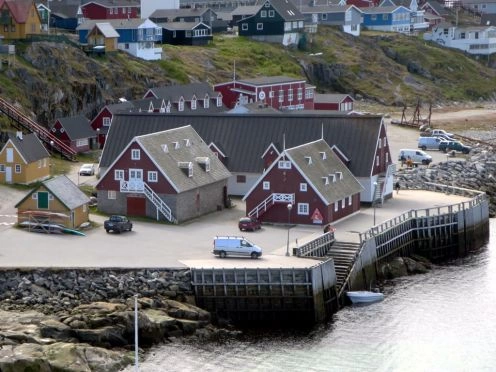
[{"xmin": 0, "ymin": 122, "xmax": 470, "ymax": 269}]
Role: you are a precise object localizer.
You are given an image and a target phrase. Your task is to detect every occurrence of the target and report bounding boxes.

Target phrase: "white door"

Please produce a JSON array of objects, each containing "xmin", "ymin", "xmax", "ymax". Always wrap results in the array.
[
  {"xmin": 5, "ymin": 167, "xmax": 12, "ymax": 183},
  {"xmin": 128, "ymin": 169, "xmax": 143, "ymax": 191}
]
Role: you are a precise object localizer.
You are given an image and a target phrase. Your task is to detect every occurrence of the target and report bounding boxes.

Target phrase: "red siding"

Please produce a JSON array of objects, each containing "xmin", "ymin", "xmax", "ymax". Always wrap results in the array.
[
  {"xmin": 82, "ymin": 3, "xmax": 139, "ymax": 20},
  {"xmin": 96, "ymin": 142, "xmax": 177, "ymax": 194},
  {"xmin": 127, "ymin": 195, "xmax": 146, "ymax": 216},
  {"xmin": 90, "ymin": 107, "xmax": 112, "ymax": 147},
  {"xmin": 262, "ymin": 147, "xmax": 279, "ymax": 170},
  {"xmin": 314, "ymin": 102, "xmax": 339, "ymax": 110},
  {"xmin": 372, "ymin": 123, "xmax": 391, "ymax": 175}
]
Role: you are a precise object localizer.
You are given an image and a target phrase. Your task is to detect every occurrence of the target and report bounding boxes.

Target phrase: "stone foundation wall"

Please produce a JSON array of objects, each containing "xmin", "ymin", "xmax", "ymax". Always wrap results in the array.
[{"xmin": 0, "ymin": 268, "xmax": 192, "ymax": 313}]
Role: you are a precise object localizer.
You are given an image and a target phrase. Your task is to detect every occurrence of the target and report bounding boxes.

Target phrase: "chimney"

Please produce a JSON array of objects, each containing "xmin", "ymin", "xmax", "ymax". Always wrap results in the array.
[{"xmin": 16, "ymin": 131, "xmax": 23, "ymax": 140}]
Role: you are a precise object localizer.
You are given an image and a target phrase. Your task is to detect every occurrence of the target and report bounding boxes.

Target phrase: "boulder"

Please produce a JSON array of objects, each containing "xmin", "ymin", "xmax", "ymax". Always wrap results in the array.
[
  {"xmin": 72, "ymin": 326, "xmax": 127, "ymax": 348},
  {"xmin": 39, "ymin": 319, "xmax": 75, "ymax": 342},
  {"xmin": 164, "ymin": 299, "xmax": 211, "ymax": 321},
  {"xmin": 403, "ymin": 257, "xmax": 429, "ymax": 274}
]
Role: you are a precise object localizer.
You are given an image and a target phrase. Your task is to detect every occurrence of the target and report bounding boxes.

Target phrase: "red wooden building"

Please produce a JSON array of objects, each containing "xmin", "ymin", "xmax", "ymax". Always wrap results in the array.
[
  {"xmin": 243, "ymin": 139, "xmax": 363, "ymax": 226},
  {"xmin": 50, "ymin": 115, "xmax": 96, "ymax": 153},
  {"xmin": 214, "ymin": 76, "xmax": 316, "ymax": 111},
  {"xmin": 313, "ymin": 93, "xmax": 354, "ymax": 112},
  {"xmin": 80, "ymin": 0, "xmax": 140, "ymax": 21}
]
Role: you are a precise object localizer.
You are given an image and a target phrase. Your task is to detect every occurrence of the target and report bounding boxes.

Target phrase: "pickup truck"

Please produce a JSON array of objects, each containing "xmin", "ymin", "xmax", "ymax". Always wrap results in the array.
[
  {"xmin": 431, "ymin": 129, "xmax": 454, "ymax": 138},
  {"xmin": 438, "ymin": 140, "xmax": 471, "ymax": 154},
  {"xmin": 104, "ymin": 215, "xmax": 133, "ymax": 233}
]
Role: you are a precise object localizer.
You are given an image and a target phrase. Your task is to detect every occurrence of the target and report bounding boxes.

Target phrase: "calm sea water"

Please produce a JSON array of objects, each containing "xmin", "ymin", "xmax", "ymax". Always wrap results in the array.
[{"xmin": 125, "ymin": 219, "xmax": 496, "ymax": 372}]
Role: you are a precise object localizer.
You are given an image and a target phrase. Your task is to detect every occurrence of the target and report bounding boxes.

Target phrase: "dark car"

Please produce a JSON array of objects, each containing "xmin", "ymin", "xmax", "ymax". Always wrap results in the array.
[
  {"xmin": 104, "ymin": 215, "xmax": 133, "ymax": 234},
  {"xmin": 438, "ymin": 140, "xmax": 471, "ymax": 154},
  {"xmin": 238, "ymin": 217, "xmax": 261, "ymax": 231}
]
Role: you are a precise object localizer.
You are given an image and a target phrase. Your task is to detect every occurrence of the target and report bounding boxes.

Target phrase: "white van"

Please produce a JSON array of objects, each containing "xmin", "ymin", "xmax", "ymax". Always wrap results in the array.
[
  {"xmin": 213, "ymin": 236, "xmax": 263, "ymax": 259},
  {"xmin": 398, "ymin": 149, "xmax": 432, "ymax": 166},
  {"xmin": 418, "ymin": 136, "xmax": 447, "ymax": 150}
]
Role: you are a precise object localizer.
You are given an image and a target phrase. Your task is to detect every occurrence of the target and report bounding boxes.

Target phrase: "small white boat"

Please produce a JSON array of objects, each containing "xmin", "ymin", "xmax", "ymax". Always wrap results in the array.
[{"xmin": 346, "ymin": 291, "xmax": 384, "ymax": 304}]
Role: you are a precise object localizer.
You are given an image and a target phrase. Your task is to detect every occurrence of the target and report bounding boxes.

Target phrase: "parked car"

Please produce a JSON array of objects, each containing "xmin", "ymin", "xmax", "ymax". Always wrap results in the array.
[
  {"xmin": 238, "ymin": 216, "xmax": 261, "ymax": 231},
  {"xmin": 438, "ymin": 140, "xmax": 471, "ymax": 154},
  {"xmin": 398, "ymin": 149, "xmax": 432, "ymax": 166},
  {"xmin": 213, "ymin": 236, "xmax": 262, "ymax": 259},
  {"xmin": 79, "ymin": 163, "xmax": 95, "ymax": 176},
  {"xmin": 418, "ymin": 137, "xmax": 448, "ymax": 151},
  {"xmin": 104, "ymin": 215, "xmax": 133, "ymax": 233},
  {"xmin": 431, "ymin": 129, "xmax": 454, "ymax": 138}
]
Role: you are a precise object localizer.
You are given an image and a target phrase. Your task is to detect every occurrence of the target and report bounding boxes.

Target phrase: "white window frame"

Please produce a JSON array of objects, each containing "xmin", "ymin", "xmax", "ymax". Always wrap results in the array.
[
  {"xmin": 263, "ymin": 181, "xmax": 270, "ymax": 190},
  {"xmin": 131, "ymin": 149, "xmax": 140, "ymax": 160},
  {"xmin": 288, "ymin": 89, "xmax": 293, "ymax": 101},
  {"xmin": 191, "ymin": 99, "xmax": 197, "ymax": 110},
  {"xmin": 376, "ymin": 155, "xmax": 379, "ymax": 166},
  {"xmin": 334, "ymin": 202, "xmax": 338, "ymax": 212},
  {"xmin": 15, "ymin": 164, "xmax": 21, "ymax": 173},
  {"xmin": 297, "ymin": 203, "xmax": 309, "ymax": 215},
  {"xmin": 148, "ymin": 171, "xmax": 158, "ymax": 182},
  {"xmin": 278, "ymin": 90, "xmax": 284, "ymax": 103},
  {"xmin": 341, "ymin": 199, "xmax": 345, "ymax": 208},
  {"xmin": 114, "ymin": 169, "xmax": 124, "ymax": 180},
  {"xmin": 257, "ymin": 23, "xmax": 263, "ymax": 30},
  {"xmin": 108, "ymin": 190, "xmax": 117, "ymax": 200},
  {"xmin": 261, "ymin": 10, "xmax": 267, "ymax": 17},
  {"xmin": 178, "ymin": 98, "xmax": 184, "ymax": 111},
  {"xmin": 300, "ymin": 183, "xmax": 307, "ymax": 192},
  {"xmin": 0, "ymin": 164, "xmax": 4, "ymax": 172},
  {"xmin": 269, "ymin": 10, "xmax": 275, "ymax": 17},
  {"xmin": 348, "ymin": 196, "xmax": 352, "ymax": 206},
  {"xmin": 103, "ymin": 117, "xmax": 111, "ymax": 126},
  {"xmin": 242, "ymin": 23, "xmax": 248, "ymax": 31}
]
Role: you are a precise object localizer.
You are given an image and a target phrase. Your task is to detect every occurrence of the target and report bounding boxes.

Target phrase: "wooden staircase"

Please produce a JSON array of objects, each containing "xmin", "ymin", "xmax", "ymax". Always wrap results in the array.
[
  {"xmin": 0, "ymin": 96, "xmax": 77, "ymax": 161},
  {"xmin": 326, "ymin": 241, "xmax": 361, "ymax": 293}
]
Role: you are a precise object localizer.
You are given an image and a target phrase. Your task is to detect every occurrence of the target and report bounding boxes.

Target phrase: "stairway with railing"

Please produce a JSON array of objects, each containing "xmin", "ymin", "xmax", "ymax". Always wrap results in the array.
[
  {"xmin": 143, "ymin": 183, "xmax": 177, "ymax": 224},
  {"xmin": 0, "ymin": 96, "xmax": 77, "ymax": 160},
  {"xmin": 247, "ymin": 193, "xmax": 295, "ymax": 219},
  {"xmin": 326, "ymin": 241, "xmax": 361, "ymax": 295}
]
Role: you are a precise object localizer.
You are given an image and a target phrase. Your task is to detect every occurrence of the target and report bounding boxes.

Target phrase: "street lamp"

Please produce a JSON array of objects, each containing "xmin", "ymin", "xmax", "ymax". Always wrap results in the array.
[
  {"xmin": 373, "ymin": 181, "xmax": 378, "ymax": 226},
  {"xmin": 286, "ymin": 203, "xmax": 293, "ymax": 257}
]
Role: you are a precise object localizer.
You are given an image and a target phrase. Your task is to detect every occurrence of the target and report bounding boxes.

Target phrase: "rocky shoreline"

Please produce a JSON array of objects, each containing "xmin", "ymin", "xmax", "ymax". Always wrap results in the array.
[{"xmin": 0, "ymin": 269, "xmax": 237, "ymax": 371}]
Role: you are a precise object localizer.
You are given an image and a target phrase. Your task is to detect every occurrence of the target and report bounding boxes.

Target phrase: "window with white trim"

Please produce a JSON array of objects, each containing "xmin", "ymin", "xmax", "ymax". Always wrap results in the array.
[
  {"xmin": 383, "ymin": 137, "xmax": 387, "ymax": 146},
  {"xmin": 378, "ymin": 139, "xmax": 381, "ymax": 149},
  {"xmin": 261, "ymin": 10, "xmax": 267, "ymax": 17},
  {"xmin": 298, "ymin": 203, "xmax": 309, "ymax": 215},
  {"xmin": 242, "ymin": 23, "xmax": 248, "ymax": 31},
  {"xmin": 131, "ymin": 149, "xmax": 140, "ymax": 160},
  {"xmin": 263, "ymin": 181, "xmax": 270, "ymax": 190},
  {"xmin": 278, "ymin": 90, "xmax": 284, "ymax": 103},
  {"xmin": 178, "ymin": 98, "xmax": 184, "ymax": 111},
  {"xmin": 269, "ymin": 10, "xmax": 275, "ymax": 17},
  {"xmin": 257, "ymin": 23, "xmax": 263, "ymax": 30},
  {"xmin": 216, "ymin": 97, "xmax": 222, "ymax": 107},
  {"xmin": 348, "ymin": 196, "xmax": 352, "ymax": 206},
  {"xmin": 278, "ymin": 160, "xmax": 291, "ymax": 169},
  {"xmin": 103, "ymin": 117, "xmax": 111, "ymax": 126},
  {"xmin": 305, "ymin": 89, "xmax": 313, "ymax": 99},
  {"xmin": 204, "ymin": 97, "xmax": 209, "ymax": 108},
  {"xmin": 269, "ymin": 91, "xmax": 274, "ymax": 98},
  {"xmin": 288, "ymin": 89, "xmax": 293, "ymax": 101},
  {"xmin": 148, "ymin": 171, "xmax": 158, "ymax": 182},
  {"xmin": 0, "ymin": 164, "xmax": 4, "ymax": 172},
  {"xmin": 334, "ymin": 202, "xmax": 338, "ymax": 212},
  {"xmin": 115, "ymin": 169, "xmax": 124, "ymax": 180},
  {"xmin": 15, "ymin": 164, "xmax": 21, "ymax": 173},
  {"xmin": 297, "ymin": 88, "xmax": 303, "ymax": 100},
  {"xmin": 77, "ymin": 139, "xmax": 88, "ymax": 147},
  {"xmin": 341, "ymin": 199, "xmax": 345, "ymax": 208},
  {"xmin": 108, "ymin": 190, "xmax": 116, "ymax": 200},
  {"xmin": 191, "ymin": 99, "xmax": 197, "ymax": 110},
  {"xmin": 376, "ymin": 155, "xmax": 379, "ymax": 166},
  {"xmin": 300, "ymin": 183, "xmax": 307, "ymax": 192}
]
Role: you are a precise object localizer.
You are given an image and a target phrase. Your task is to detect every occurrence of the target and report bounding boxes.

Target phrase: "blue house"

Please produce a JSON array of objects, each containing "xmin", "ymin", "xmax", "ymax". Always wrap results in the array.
[
  {"xmin": 49, "ymin": 3, "xmax": 80, "ymax": 31},
  {"xmin": 77, "ymin": 18, "xmax": 163, "ymax": 60},
  {"xmin": 361, "ymin": 6, "xmax": 411, "ymax": 33}
]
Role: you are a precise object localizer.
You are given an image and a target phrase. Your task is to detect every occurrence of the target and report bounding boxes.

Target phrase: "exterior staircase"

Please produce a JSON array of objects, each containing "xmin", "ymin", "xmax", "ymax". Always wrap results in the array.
[
  {"xmin": 373, "ymin": 178, "xmax": 384, "ymax": 206},
  {"xmin": 248, "ymin": 193, "xmax": 294, "ymax": 219},
  {"xmin": 0, "ymin": 96, "xmax": 77, "ymax": 161},
  {"xmin": 326, "ymin": 241, "xmax": 361, "ymax": 293}
]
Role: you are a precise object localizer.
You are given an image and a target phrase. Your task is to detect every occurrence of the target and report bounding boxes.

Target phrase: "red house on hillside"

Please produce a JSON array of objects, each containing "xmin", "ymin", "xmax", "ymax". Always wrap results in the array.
[
  {"xmin": 50, "ymin": 115, "xmax": 96, "ymax": 153},
  {"xmin": 313, "ymin": 93, "xmax": 354, "ymax": 112},
  {"xmin": 214, "ymin": 76, "xmax": 316, "ymax": 111},
  {"xmin": 243, "ymin": 139, "xmax": 363, "ymax": 226},
  {"xmin": 80, "ymin": 0, "xmax": 140, "ymax": 21}
]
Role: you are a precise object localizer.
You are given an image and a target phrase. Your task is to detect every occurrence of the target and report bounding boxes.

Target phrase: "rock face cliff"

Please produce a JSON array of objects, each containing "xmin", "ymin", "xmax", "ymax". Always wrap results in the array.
[{"xmin": 3, "ymin": 41, "xmax": 172, "ymax": 126}]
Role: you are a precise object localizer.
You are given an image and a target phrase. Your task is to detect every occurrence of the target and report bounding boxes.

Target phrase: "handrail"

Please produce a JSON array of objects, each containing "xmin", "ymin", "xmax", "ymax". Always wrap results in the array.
[{"xmin": 0, "ymin": 96, "xmax": 77, "ymax": 160}]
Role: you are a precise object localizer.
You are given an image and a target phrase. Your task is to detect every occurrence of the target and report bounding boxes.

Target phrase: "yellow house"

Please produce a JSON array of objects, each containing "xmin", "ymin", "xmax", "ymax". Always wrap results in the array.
[
  {"xmin": 16, "ymin": 175, "xmax": 90, "ymax": 229},
  {"xmin": 0, "ymin": 0, "xmax": 42, "ymax": 40},
  {"xmin": 0, "ymin": 132, "xmax": 50, "ymax": 184},
  {"xmin": 87, "ymin": 23, "xmax": 119, "ymax": 52}
]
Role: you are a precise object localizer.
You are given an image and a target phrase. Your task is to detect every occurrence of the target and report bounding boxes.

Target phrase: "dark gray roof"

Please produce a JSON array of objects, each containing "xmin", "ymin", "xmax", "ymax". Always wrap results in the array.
[
  {"xmin": 7, "ymin": 133, "xmax": 50, "ymax": 163},
  {"xmin": 300, "ymin": 4, "xmax": 355, "ymax": 14},
  {"xmin": 481, "ymin": 14, "xmax": 496, "ymax": 26},
  {"xmin": 231, "ymin": 5, "xmax": 261, "ymax": 16},
  {"xmin": 236, "ymin": 75, "xmax": 305, "ymax": 86},
  {"xmin": 16, "ymin": 175, "xmax": 90, "ymax": 210},
  {"xmin": 150, "ymin": 8, "xmax": 209, "ymax": 19},
  {"xmin": 285, "ymin": 139, "xmax": 363, "ymax": 203},
  {"xmin": 49, "ymin": 3, "xmax": 79, "ymax": 18},
  {"xmin": 144, "ymin": 82, "xmax": 221, "ymax": 101},
  {"xmin": 100, "ymin": 112, "xmax": 384, "ymax": 178},
  {"xmin": 158, "ymin": 21, "xmax": 208, "ymax": 31},
  {"xmin": 106, "ymin": 101, "xmax": 135, "ymax": 114},
  {"xmin": 132, "ymin": 125, "xmax": 231, "ymax": 193},
  {"xmin": 314, "ymin": 93, "xmax": 354, "ymax": 103},
  {"xmin": 53, "ymin": 115, "xmax": 94, "ymax": 140},
  {"xmin": 264, "ymin": 0, "xmax": 304, "ymax": 21}
]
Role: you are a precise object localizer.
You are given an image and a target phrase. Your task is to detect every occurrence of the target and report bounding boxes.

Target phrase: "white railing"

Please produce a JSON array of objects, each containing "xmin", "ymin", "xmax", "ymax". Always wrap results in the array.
[
  {"xmin": 248, "ymin": 193, "xmax": 295, "ymax": 218},
  {"xmin": 120, "ymin": 180, "xmax": 176, "ymax": 223}
]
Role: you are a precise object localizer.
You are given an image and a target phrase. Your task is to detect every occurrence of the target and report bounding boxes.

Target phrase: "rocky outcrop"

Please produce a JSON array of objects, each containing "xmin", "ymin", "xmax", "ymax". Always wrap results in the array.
[
  {"xmin": 395, "ymin": 141, "xmax": 496, "ymax": 216},
  {"xmin": 0, "ymin": 269, "xmax": 235, "ymax": 371},
  {"xmin": 378, "ymin": 255, "xmax": 432, "ymax": 280}
]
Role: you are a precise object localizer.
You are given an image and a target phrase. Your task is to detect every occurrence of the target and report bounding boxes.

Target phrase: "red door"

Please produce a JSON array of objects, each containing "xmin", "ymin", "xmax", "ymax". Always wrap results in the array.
[{"xmin": 127, "ymin": 195, "xmax": 146, "ymax": 216}]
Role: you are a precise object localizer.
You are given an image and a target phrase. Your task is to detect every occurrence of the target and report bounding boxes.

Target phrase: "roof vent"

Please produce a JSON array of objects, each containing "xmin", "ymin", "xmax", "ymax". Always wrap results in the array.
[
  {"xmin": 329, "ymin": 174, "xmax": 336, "ymax": 182},
  {"xmin": 161, "ymin": 144, "xmax": 168, "ymax": 153},
  {"xmin": 196, "ymin": 157, "xmax": 210, "ymax": 172},
  {"xmin": 336, "ymin": 171, "xmax": 343, "ymax": 180},
  {"xmin": 320, "ymin": 151, "xmax": 326, "ymax": 160},
  {"xmin": 173, "ymin": 141, "xmax": 180, "ymax": 149},
  {"xmin": 184, "ymin": 139, "xmax": 191, "ymax": 147},
  {"xmin": 322, "ymin": 176, "xmax": 329, "ymax": 185},
  {"xmin": 305, "ymin": 156, "xmax": 312, "ymax": 165},
  {"xmin": 178, "ymin": 161, "xmax": 193, "ymax": 177}
]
